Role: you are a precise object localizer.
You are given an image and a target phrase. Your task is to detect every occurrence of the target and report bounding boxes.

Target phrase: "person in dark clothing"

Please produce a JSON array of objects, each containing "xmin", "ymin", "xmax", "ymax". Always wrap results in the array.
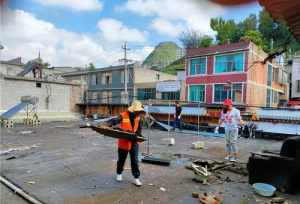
[
  {"xmin": 173, "ymin": 101, "xmax": 182, "ymax": 130},
  {"xmin": 106, "ymin": 100, "xmax": 144, "ymax": 186}
]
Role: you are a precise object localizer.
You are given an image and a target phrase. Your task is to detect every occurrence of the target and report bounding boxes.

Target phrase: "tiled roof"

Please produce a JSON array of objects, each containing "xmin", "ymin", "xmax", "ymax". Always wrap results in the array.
[{"xmin": 186, "ymin": 41, "xmax": 250, "ymax": 57}]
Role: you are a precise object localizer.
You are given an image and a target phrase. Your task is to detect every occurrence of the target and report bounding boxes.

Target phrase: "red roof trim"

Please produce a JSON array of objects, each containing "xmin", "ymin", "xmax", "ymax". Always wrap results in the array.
[{"xmin": 186, "ymin": 41, "xmax": 250, "ymax": 58}]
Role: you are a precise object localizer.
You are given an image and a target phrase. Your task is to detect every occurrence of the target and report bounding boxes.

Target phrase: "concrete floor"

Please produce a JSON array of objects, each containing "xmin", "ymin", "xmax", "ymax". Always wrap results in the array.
[
  {"xmin": 0, "ymin": 122, "xmax": 299, "ymax": 204},
  {"xmin": 0, "ymin": 183, "xmax": 28, "ymax": 204}
]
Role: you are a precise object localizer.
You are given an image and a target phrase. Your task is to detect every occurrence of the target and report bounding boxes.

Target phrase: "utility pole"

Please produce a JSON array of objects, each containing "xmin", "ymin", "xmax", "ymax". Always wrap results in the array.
[{"xmin": 120, "ymin": 42, "xmax": 132, "ymax": 105}]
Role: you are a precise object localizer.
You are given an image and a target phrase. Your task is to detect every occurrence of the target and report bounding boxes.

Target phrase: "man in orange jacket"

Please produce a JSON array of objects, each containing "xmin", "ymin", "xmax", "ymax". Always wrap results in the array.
[{"xmin": 107, "ymin": 100, "xmax": 145, "ymax": 186}]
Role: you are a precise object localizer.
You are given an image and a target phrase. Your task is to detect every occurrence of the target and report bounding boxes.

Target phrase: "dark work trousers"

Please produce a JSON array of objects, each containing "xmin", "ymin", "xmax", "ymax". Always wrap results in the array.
[
  {"xmin": 117, "ymin": 142, "xmax": 140, "ymax": 178},
  {"xmin": 174, "ymin": 117, "xmax": 181, "ymax": 130}
]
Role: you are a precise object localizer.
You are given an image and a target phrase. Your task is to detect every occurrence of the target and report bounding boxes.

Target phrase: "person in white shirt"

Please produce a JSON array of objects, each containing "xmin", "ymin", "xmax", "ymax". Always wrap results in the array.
[{"xmin": 215, "ymin": 99, "xmax": 244, "ymax": 162}]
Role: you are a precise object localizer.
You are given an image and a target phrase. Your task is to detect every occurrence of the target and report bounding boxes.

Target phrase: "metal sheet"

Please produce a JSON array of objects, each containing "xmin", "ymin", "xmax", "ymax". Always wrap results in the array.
[
  {"xmin": 145, "ymin": 105, "xmax": 206, "ymax": 116},
  {"xmin": 0, "ymin": 102, "xmax": 28, "ymax": 120},
  {"xmin": 254, "ymin": 122, "xmax": 300, "ymax": 135},
  {"xmin": 257, "ymin": 109, "xmax": 300, "ymax": 121}
]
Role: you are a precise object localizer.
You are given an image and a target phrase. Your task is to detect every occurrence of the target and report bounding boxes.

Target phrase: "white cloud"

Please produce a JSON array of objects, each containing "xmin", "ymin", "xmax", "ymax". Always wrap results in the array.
[
  {"xmin": 151, "ymin": 18, "xmax": 184, "ymax": 37},
  {"xmin": 1, "ymin": 9, "xmax": 150, "ymax": 67},
  {"xmin": 129, "ymin": 46, "xmax": 154, "ymax": 62},
  {"xmin": 119, "ymin": 0, "xmax": 224, "ymax": 37},
  {"xmin": 97, "ymin": 18, "xmax": 146, "ymax": 43},
  {"xmin": 33, "ymin": 0, "xmax": 103, "ymax": 11}
]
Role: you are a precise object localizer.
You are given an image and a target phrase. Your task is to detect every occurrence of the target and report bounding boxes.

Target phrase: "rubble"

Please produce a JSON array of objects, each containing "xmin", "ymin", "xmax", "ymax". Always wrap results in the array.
[
  {"xmin": 192, "ymin": 192, "xmax": 223, "ymax": 204},
  {"xmin": 191, "ymin": 163, "xmax": 211, "ymax": 184},
  {"xmin": 161, "ymin": 137, "xmax": 175, "ymax": 146},
  {"xmin": 0, "ymin": 144, "xmax": 39, "ymax": 156},
  {"xmin": 186, "ymin": 159, "xmax": 248, "ymax": 185},
  {"xmin": 159, "ymin": 187, "xmax": 166, "ymax": 192},
  {"xmin": 271, "ymin": 197, "xmax": 286, "ymax": 204},
  {"xmin": 192, "ymin": 141, "xmax": 205, "ymax": 149}
]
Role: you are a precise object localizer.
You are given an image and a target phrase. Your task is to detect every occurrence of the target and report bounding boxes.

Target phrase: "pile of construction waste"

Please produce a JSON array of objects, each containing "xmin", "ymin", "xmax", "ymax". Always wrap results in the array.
[{"xmin": 186, "ymin": 159, "xmax": 248, "ymax": 184}]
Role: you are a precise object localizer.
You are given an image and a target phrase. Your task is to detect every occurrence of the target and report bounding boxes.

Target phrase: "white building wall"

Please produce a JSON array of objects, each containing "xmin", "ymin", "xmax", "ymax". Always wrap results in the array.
[
  {"xmin": 0, "ymin": 63, "xmax": 26, "ymax": 76},
  {"xmin": 0, "ymin": 76, "xmax": 81, "ymax": 121},
  {"xmin": 291, "ymin": 56, "xmax": 300, "ymax": 98}
]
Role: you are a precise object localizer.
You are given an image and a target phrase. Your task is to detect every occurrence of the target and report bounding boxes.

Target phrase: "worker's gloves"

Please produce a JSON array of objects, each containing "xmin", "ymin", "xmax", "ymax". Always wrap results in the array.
[{"xmin": 214, "ymin": 127, "xmax": 219, "ymax": 134}]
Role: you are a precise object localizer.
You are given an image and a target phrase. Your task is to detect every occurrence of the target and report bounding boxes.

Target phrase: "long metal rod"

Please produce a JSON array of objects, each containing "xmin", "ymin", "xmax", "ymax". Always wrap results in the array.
[{"xmin": 0, "ymin": 175, "xmax": 45, "ymax": 204}]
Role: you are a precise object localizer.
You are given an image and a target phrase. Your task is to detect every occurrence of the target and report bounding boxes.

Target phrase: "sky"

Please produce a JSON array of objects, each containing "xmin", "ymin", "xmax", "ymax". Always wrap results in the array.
[{"xmin": 1, "ymin": 0, "xmax": 262, "ymax": 67}]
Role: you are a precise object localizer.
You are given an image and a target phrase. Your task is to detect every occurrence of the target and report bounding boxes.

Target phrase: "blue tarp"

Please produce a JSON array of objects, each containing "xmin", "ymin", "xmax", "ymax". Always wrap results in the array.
[
  {"xmin": 0, "ymin": 102, "xmax": 28, "ymax": 120},
  {"xmin": 198, "ymin": 131, "xmax": 225, "ymax": 138}
]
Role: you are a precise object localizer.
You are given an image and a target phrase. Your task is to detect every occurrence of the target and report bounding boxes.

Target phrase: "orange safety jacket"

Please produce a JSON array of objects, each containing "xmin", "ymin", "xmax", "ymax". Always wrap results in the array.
[{"xmin": 118, "ymin": 111, "xmax": 141, "ymax": 151}]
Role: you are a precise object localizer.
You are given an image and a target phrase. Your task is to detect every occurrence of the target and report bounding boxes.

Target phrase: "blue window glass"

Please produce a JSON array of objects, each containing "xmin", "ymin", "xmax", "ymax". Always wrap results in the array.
[
  {"xmin": 137, "ymin": 88, "xmax": 156, "ymax": 100},
  {"xmin": 189, "ymin": 85, "xmax": 205, "ymax": 102},
  {"xmin": 215, "ymin": 52, "xmax": 244, "ymax": 73},
  {"xmin": 214, "ymin": 84, "xmax": 228, "ymax": 102},
  {"xmin": 266, "ymin": 89, "xmax": 271, "ymax": 107},
  {"xmin": 214, "ymin": 83, "xmax": 243, "ymax": 103},
  {"xmin": 161, "ymin": 92, "xmax": 180, "ymax": 100},
  {"xmin": 267, "ymin": 64, "xmax": 272, "ymax": 86},
  {"xmin": 190, "ymin": 58, "xmax": 206, "ymax": 75}
]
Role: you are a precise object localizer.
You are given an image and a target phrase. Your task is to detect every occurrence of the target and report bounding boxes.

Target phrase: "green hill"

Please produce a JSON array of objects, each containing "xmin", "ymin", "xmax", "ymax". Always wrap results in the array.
[{"xmin": 143, "ymin": 41, "xmax": 182, "ymax": 71}]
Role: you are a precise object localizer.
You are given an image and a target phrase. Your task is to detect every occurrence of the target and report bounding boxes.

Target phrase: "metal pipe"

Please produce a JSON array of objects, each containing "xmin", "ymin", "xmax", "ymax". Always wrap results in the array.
[{"xmin": 0, "ymin": 175, "xmax": 45, "ymax": 204}]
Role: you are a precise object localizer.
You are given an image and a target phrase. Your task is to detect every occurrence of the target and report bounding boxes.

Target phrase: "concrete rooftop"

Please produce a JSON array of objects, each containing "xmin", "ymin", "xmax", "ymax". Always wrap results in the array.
[{"xmin": 1, "ymin": 122, "xmax": 299, "ymax": 204}]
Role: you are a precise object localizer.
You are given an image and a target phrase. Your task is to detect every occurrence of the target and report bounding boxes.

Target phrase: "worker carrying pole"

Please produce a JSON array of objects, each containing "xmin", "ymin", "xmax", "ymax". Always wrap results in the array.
[{"xmin": 105, "ymin": 100, "xmax": 145, "ymax": 186}]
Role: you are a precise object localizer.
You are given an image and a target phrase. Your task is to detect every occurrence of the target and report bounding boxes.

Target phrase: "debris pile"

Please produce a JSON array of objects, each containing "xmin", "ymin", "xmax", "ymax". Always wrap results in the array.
[
  {"xmin": 191, "ymin": 163, "xmax": 211, "ymax": 184},
  {"xmin": 192, "ymin": 192, "xmax": 223, "ymax": 204},
  {"xmin": 186, "ymin": 159, "xmax": 248, "ymax": 184}
]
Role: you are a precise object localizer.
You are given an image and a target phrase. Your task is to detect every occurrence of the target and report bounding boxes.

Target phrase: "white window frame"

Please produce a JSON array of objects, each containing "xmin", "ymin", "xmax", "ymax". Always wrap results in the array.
[
  {"xmin": 213, "ymin": 52, "xmax": 245, "ymax": 74},
  {"xmin": 297, "ymin": 80, "xmax": 300, "ymax": 93},
  {"xmin": 188, "ymin": 84, "xmax": 206, "ymax": 103},
  {"xmin": 212, "ymin": 82, "xmax": 244, "ymax": 104},
  {"xmin": 102, "ymin": 72, "xmax": 112, "ymax": 85},
  {"xmin": 188, "ymin": 56, "xmax": 208, "ymax": 76}
]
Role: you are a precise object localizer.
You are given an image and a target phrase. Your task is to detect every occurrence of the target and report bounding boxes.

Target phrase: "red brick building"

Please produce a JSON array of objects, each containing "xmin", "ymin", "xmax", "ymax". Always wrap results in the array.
[{"xmin": 185, "ymin": 41, "xmax": 288, "ymax": 108}]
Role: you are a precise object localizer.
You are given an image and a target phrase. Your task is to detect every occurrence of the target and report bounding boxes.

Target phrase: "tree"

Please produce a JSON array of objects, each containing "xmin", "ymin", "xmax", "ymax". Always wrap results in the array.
[
  {"xmin": 210, "ymin": 18, "xmax": 237, "ymax": 44},
  {"xmin": 211, "ymin": 14, "xmax": 257, "ymax": 44},
  {"xmin": 88, "ymin": 62, "xmax": 96, "ymax": 70},
  {"xmin": 241, "ymin": 14, "xmax": 257, "ymax": 32},
  {"xmin": 240, "ymin": 30, "xmax": 264, "ymax": 48},
  {"xmin": 258, "ymin": 10, "xmax": 300, "ymax": 55},
  {"xmin": 179, "ymin": 30, "xmax": 214, "ymax": 49},
  {"xmin": 210, "ymin": 10, "xmax": 299, "ymax": 55},
  {"xmin": 200, "ymin": 35, "xmax": 214, "ymax": 48}
]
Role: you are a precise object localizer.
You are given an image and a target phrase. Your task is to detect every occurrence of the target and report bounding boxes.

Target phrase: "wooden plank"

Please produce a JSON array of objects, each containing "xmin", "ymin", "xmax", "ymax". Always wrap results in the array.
[{"xmin": 91, "ymin": 126, "xmax": 146, "ymax": 142}]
